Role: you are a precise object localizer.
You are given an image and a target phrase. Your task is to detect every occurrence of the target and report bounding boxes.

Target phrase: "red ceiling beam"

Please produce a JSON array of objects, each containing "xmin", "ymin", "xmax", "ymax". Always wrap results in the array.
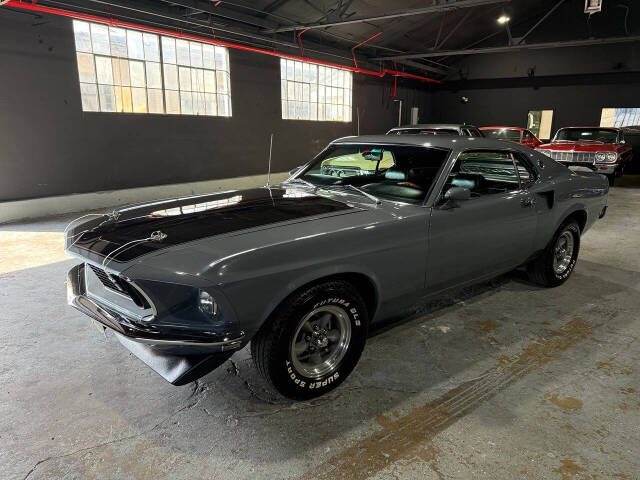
[{"xmin": 4, "ymin": 0, "xmax": 441, "ymax": 84}]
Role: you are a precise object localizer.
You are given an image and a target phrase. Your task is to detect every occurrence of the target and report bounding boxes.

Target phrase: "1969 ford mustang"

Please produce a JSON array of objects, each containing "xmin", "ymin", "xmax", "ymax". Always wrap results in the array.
[{"xmin": 66, "ymin": 135, "xmax": 608, "ymax": 399}]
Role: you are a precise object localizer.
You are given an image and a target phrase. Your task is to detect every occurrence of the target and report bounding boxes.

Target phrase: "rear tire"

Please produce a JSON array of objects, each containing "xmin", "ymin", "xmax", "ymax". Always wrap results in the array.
[
  {"xmin": 251, "ymin": 280, "xmax": 368, "ymax": 400},
  {"xmin": 527, "ymin": 220, "xmax": 580, "ymax": 287}
]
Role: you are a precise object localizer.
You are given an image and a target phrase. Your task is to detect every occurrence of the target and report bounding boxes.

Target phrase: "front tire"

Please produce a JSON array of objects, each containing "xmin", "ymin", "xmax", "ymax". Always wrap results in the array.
[
  {"xmin": 527, "ymin": 220, "xmax": 581, "ymax": 287},
  {"xmin": 251, "ymin": 280, "xmax": 368, "ymax": 400},
  {"xmin": 606, "ymin": 174, "xmax": 615, "ymax": 186}
]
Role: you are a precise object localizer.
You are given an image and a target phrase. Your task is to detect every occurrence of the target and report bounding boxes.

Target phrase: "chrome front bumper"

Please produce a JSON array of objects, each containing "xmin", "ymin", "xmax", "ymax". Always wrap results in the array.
[{"xmin": 67, "ymin": 263, "xmax": 243, "ymax": 385}]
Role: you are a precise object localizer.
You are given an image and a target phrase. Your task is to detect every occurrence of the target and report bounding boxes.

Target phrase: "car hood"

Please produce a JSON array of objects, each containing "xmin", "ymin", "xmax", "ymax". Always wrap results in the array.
[
  {"xmin": 65, "ymin": 187, "xmax": 360, "ymax": 266},
  {"xmin": 537, "ymin": 141, "xmax": 620, "ymax": 152}
]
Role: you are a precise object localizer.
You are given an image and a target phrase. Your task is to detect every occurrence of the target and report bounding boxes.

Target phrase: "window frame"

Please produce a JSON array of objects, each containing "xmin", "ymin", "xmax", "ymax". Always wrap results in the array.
[
  {"xmin": 527, "ymin": 109, "xmax": 554, "ymax": 140},
  {"xmin": 434, "ymin": 148, "xmax": 539, "ymax": 206},
  {"xmin": 72, "ymin": 19, "xmax": 232, "ymax": 117},
  {"xmin": 279, "ymin": 58, "xmax": 352, "ymax": 122}
]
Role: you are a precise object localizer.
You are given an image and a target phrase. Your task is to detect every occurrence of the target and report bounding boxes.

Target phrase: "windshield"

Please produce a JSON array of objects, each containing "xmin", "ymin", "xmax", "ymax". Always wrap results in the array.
[
  {"xmin": 389, "ymin": 128, "xmax": 459, "ymax": 136},
  {"xmin": 295, "ymin": 144, "xmax": 450, "ymax": 204},
  {"xmin": 554, "ymin": 128, "xmax": 619, "ymax": 143},
  {"xmin": 481, "ymin": 128, "xmax": 521, "ymax": 141}
]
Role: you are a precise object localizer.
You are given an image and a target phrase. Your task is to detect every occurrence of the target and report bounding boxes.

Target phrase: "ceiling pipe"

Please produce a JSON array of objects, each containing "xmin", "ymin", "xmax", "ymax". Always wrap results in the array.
[
  {"xmin": 4, "ymin": 0, "xmax": 441, "ymax": 84},
  {"xmin": 351, "ymin": 31, "xmax": 382, "ymax": 68},
  {"xmin": 296, "ymin": 27, "xmax": 308, "ymax": 56}
]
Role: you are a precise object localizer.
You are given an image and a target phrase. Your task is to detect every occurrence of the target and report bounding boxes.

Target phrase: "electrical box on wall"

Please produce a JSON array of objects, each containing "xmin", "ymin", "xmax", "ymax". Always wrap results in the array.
[
  {"xmin": 584, "ymin": 0, "xmax": 602, "ymax": 14},
  {"xmin": 410, "ymin": 107, "xmax": 419, "ymax": 125}
]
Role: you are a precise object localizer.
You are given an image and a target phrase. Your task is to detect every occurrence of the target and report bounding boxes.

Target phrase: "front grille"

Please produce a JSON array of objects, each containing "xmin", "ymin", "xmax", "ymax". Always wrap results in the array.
[
  {"xmin": 89, "ymin": 264, "xmax": 129, "ymax": 295},
  {"xmin": 545, "ymin": 150, "xmax": 596, "ymax": 163},
  {"xmin": 88, "ymin": 264, "xmax": 150, "ymax": 309}
]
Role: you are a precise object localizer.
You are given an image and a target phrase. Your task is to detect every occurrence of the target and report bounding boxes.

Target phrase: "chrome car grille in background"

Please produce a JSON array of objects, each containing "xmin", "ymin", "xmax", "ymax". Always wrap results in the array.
[{"xmin": 545, "ymin": 150, "xmax": 596, "ymax": 163}]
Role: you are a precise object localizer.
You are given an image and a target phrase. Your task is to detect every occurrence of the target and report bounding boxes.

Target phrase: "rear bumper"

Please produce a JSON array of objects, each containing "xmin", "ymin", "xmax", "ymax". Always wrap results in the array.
[{"xmin": 67, "ymin": 263, "xmax": 242, "ymax": 385}]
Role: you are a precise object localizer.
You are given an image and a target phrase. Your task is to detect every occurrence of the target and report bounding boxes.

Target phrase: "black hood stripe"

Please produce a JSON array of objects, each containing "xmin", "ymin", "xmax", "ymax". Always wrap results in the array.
[{"xmin": 68, "ymin": 187, "xmax": 352, "ymax": 263}]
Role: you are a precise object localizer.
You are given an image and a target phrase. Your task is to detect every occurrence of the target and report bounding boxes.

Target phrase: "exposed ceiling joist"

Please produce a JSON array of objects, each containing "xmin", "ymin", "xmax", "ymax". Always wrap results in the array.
[
  {"xmin": 395, "ymin": 59, "xmax": 450, "ymax": 76},
  {"xmin": 434, "ymin": 8, "xmax": 473, "ymax": 49},
  {"xmin": 372, "ymin": 35, "xmax": 640, "ymax": 60},
  {"xmin": 264, "ymin": 0, "xmax": 511, "ymax": 34},
  {"xmin": 516, "ymin": 0, "xmax": 566, "ymax": 45}
]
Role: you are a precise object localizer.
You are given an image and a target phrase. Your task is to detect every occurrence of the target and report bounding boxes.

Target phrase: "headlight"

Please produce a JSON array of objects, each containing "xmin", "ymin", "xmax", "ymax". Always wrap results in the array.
[
  {"xmin": 596, "ymin": 151, "xmax": 617, "ymax": 163},
  {"xmin": 198, "ymin": 290, "xmax": 218, "ymax": 317}
]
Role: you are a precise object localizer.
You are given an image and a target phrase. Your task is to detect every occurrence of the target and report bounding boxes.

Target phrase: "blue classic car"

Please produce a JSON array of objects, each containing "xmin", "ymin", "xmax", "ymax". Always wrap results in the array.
[{"xmin": 66, "ymin": 135, "xmax": 608, "ymax": 399}]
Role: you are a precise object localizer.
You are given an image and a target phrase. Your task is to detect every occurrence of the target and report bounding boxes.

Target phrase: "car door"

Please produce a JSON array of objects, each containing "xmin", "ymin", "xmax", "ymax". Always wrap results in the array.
[{"xmin": 426, "ymin": 149, "xmax": 538, "ymax": 291}]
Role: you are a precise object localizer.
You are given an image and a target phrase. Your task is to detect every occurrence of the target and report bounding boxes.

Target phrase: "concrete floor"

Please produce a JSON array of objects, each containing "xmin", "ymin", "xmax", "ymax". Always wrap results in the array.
[{"xmin": 1, "ymin": 182, "xmax": 639, "ymax": 480}]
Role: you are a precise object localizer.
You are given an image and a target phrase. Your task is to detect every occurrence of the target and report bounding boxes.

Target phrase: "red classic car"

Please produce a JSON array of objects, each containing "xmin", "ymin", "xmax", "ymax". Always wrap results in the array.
[
  {"xmin": 535, "ymin": 127, "xmax": 633, "ymax": 185},
  {"xmin": 479, "ymin": 127, "xmax": 542, "ymax": 148}
]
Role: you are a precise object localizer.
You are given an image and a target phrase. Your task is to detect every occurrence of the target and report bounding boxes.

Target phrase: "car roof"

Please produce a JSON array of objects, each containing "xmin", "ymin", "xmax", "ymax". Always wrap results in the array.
[
  {"xmin": 479, "ymin": 126, "xmax": 526, "ymax": 131},
  {"xmin": 557, "ymin": 126, "xmax": 622, "ymax": 131},
  {"xmin": 331, "ymin": 134, "xmax": 521, "ymax": 150},
  {"xmin": 388, "ymin": 123, "xmax": 475, "ymax": 130}
]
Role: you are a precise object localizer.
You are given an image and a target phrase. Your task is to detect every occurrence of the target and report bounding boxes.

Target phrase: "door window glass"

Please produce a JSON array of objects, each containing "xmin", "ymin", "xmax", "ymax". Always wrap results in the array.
[{"xmin": 443, "ymin": 151, "xmax": 519, "ymax": 199}]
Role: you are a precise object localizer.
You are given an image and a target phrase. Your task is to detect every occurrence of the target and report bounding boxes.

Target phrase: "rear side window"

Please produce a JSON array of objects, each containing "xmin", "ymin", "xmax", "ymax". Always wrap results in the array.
[{"xmin": 513, "ymin": 153, "xmax": 538, "ymax": 188}]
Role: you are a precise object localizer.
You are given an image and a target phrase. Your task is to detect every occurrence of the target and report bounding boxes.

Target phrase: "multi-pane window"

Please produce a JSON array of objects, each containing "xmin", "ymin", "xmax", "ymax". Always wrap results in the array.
[
  {"xmin": 72, "ymin": 20, "xmax": 231, "ymax": 116},
  {"xmin": 280, "ymin": 59, "xmax": 352, "ymax": 122},
  {"xmin": 601, "ymin": 107, "xmax": 640, "ymax": 127},
  {"xmin": 160, "ymin": 36, "xmax": 231, "ymax": 116}
]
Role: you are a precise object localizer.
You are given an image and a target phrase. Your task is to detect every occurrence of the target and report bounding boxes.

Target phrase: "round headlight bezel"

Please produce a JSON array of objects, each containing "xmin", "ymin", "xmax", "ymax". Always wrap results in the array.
[
  {"xmin": 596, "ymin": 151, "xmax": 618, "ymax": 163},
  {"xmin": 595, "ymin": 152, "xmax": 607, "ymax": 162}
]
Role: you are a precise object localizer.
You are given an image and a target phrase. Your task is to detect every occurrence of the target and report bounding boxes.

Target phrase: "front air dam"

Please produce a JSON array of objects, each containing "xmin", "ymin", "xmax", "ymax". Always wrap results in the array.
[{"xmin": 116, "ymin": 334, "xmax": 233, "ymax": 386}]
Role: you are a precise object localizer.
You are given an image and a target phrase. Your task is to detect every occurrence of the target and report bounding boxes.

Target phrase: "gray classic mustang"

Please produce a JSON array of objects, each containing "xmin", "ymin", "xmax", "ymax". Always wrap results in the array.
[{"xmin": 66, "ymin": 135, "xmax": 608, "ymax": 399}]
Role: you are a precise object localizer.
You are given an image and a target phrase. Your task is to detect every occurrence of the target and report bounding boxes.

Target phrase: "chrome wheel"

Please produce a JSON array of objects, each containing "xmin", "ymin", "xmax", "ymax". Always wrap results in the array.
[
  {"xmin": 290, "ymin": 305, "xmax": 351, "ymax": 379},
  {"xmin": 553, "ymin": 230, "xmax": 574, "ymax": 274}
]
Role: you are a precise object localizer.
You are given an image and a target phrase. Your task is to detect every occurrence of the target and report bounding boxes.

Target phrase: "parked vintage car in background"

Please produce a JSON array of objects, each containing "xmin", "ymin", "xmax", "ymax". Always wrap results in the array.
[
  {"xmin": 66, "ymin": 135, "xmax": 608, "ymax": 400},
  {"xmin": 387, "ymin": 123, "xmax": 484, "ymax": 137},
  {"xmin": 480, "ymin": 126, "xmax": 542, "ymax": 148},
  {"xmin": 535, "ymin": 126, "xmax": 633, "ymax": 185}
]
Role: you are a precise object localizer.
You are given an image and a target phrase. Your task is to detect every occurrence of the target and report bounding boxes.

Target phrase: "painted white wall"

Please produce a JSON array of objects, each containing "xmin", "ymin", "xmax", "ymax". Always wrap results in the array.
[{"xmin": 0, "ymin": 172, "xmax": 289, "ymax": 224}]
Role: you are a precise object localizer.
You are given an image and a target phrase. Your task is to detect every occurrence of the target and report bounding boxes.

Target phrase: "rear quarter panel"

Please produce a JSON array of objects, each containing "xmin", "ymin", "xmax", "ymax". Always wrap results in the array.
[{"xmin": 528, "ymin": 152, "xmax": 608, "ymax": 252}]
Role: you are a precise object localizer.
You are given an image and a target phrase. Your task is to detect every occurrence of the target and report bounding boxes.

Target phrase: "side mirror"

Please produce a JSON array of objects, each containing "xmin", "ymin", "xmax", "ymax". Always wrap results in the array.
[
  {"xmin": 289, "ymin": 166, "xmax": 303, "ymax": 176},
  {"xmin": 440, "ymin": 187, "xmax": 470, "ymax": 209}
]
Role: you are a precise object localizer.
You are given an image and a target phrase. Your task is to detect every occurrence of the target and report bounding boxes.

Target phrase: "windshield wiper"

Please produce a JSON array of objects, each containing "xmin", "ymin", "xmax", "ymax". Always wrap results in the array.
[{"xmin": 345, "ymin": 184, "xmax": 381, "ymax": 205}]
